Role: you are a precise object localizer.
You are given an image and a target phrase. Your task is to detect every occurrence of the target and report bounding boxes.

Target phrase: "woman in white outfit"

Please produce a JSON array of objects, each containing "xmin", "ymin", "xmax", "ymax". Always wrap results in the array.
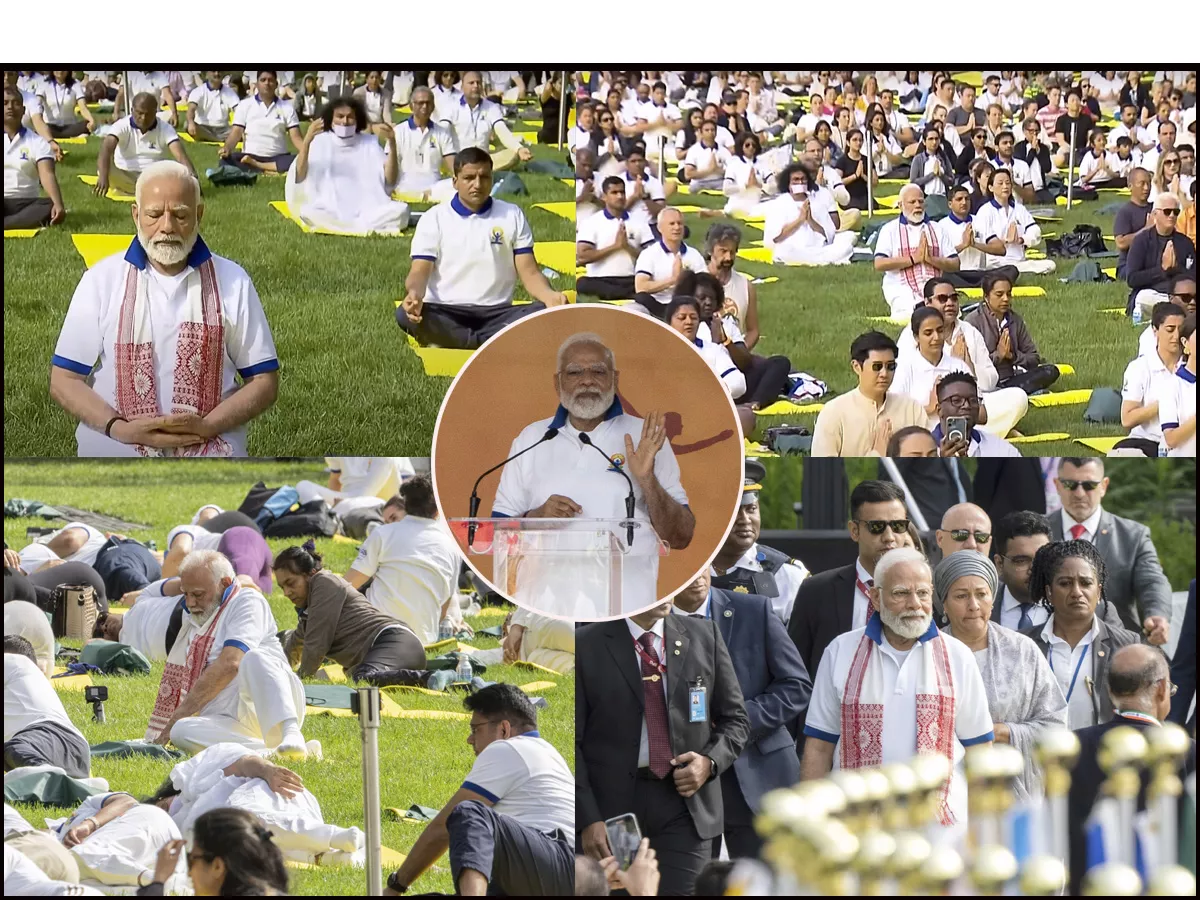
[
  {"xmin": 722, "ymin": 131, "xmax": 774, "ymax": 218},
  {"xmin": 54, "ymin": 792, "xmax": 186, "ymax": 891}
]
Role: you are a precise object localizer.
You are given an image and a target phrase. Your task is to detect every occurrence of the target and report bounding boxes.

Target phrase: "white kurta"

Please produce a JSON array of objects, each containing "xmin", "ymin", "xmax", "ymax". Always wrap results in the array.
[
  {"xmin": 286, "ymin": 132, "xmax": 409, "ymax": 235},
  {"xmin": 120, "ymin": 583, "xmax": 180, "ymax": 661},
  {"xmin": 166, "ymin": 743, "xmax": 363, "ymax": 864},
  {"xmin": 56, "ymin": 793, "xmax": 184, "ymax": 890},
  {"xmin": 762, "ymin": 194, "xmax": 855, "ymax": 265},
  {"xmin": 875, "ymin": 216, "xmax": 958, "ymax": 318},
  {"xmin": 5, "ymin": 843, "xmax": 105, "ymax": 896},
  {"xmin": 3, "ymin": 602, "xmax": 56, "ymax": 676}
]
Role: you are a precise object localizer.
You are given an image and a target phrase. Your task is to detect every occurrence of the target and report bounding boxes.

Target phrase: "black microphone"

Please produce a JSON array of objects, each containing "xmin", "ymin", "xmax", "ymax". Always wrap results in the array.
[
  {"xmin": 467, "ymin": 428, "xmax": 559, "ymax": 545},
  {"xmin": 577, "ymin": 432, "xmax": 636, "ymax": 549}
]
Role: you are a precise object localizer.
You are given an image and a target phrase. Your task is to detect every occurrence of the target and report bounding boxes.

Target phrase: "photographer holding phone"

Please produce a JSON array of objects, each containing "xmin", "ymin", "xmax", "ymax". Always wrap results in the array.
[{"xmin": 931, "ymin": 373, "xmax": 1021, "ymax": 457}]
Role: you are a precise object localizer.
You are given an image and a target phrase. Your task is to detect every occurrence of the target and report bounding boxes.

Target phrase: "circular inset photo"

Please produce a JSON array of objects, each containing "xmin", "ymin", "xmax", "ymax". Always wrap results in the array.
[{"xmin": 432, "ymin": 304, "xmax": 743, "ymax": 620}]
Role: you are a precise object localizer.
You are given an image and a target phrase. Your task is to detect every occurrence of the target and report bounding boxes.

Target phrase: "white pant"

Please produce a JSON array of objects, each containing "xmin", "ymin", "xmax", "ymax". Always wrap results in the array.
[
  {"xmin": 70, "ymin": 806, "xmax": 183, "ymax": 890},
  {"xmin": 723, "ymin": 190, "xmax": 766, "ymax": 219},
  {"xmin": 980, "ymin": 387, "xmax": 1030, "ymax": 437},
  {"xmin": 1134, "ymin": 289, "xmax": 1170, "ymax": 312},
  {"xmin": 885, "ymin": 282, "xmax": 926, "ymax": 320},
  {"xmin": 1010, "ymin": 258, "xmax": 1056, "ymax": 275},
  {"xmin": 295, "ymin": 479, "xmax": 385, "ymax": 518},
  {"xmin": 169, "ymin": 648, "xmax": 305, "ymax": 754},
  {"xmin": 772, "ymin": 231, "xmax": 857, "ymax": 266}
]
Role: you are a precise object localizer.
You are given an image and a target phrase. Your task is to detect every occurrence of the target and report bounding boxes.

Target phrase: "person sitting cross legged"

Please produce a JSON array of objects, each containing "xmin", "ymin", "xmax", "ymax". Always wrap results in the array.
[
  {"xmin": 908, "ymin": 126, "xmax": 956, "ymax": 198},
  {"xmin": 3, "ymin": 635, "xmax": 91, "ymax": 777},
  {"xmin": 441, "ymin": 70, "xmax": 532, "ymax": 172},
  {"xmin": 936, "ymin": 185, "xmax": 1020, "ymax": 288},
  {"xmin": 576, "ymin": 176, "xmax": 654, "ymax": 302},
  {"xmin": 1117, "ymin": 301, "xmax": 1187, "ymax": 457},
  {"xmin": 36, "ymin": 71, "xmax": 96, "ymax": 139},
  {"xmin": 964, "ymin": 271, "xmax": 1062, "ymax": 394},
  {"xmin": 96, "ymin": 91, "xmax": 197, "ymax": 196},
  {"xmin": 3, "ymin": 87, "xmax": 65, "ymax": 228},
  {"xmin": 931, "ymin": 372, "xmax": 1022, "ymax": 458},
  {"xmin": 219, "ymin": 71, "xmax": 303, "ymax": 174},
  {"xmin": 1077, "ymin": 128, "xmax": 1126, "ymax": 189},
  {"xmin": 763, "ymin": 161, "xmax": 856, "ymax": 266},
  {"xmin": 398, "ymin": 148, "xmax": 566, "ymax": 349},
  {"xmin": 146, "ymin": 550, "xmax": 316, "ymax": 759},
  {"xmin": 633, "ymin": 207, "xmax": 707, "ymax": 320},
  {"xmin": 722, "ymin": 131, "xmax": 773, "ymax": 218},
  {"xmin": 682, "ymin": 119, "xmax": 729, "ymax": 191},
  {"xmin": 393, "ymin": 86, "xmax": 456, "ymax": 201},
  {"xmin": 1126, "ymin": 192, "xmax": 1196, "ymax": 315},
  {"xmin": 286, "ymin": 95, "xmax": 409, "ymax": 235},
  {"xmin": 973, "ymin": 169, "xmax": 1056, "ymax": 275},
  {"xmin": 993, "ymin": 129, "xmax": 1044, "ymax": 205},
  {"xmin": 874, "ymin": 184, "xmax": 961, "ymax": 319},
  {"xmin": 1159, "ymin": 312, "xmax": 1196, "ymax": 456},
  {"xmin": 186, "ymin": 71, "xmax": 239, "ymax": 144},
  {"xmin": 383, "ymin": 684, "xmax": 574, "ymax": 897}
]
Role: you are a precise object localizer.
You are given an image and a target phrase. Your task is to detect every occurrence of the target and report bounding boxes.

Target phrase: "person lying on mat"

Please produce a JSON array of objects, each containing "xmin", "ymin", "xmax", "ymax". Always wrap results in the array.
[
  {"xmin": 393, "ymin": 87, "xmax": 456, "ymax": 201},
  {"xmin": 50, "ymin": 160, "xmax": 280, "ymax": 457},
  {"xmin": 219, "ymin": 71, "xmax": 303, "ymax": 174},
  {"xmin": 186, "ymin": 71, "xmax": 239, "ymax": 144},
  {"xmin": 4, "ymin": 635, "xmax": 91, "ymax": 778},
  {"xmin": 286, "ymin": 95, "xmax": 410, "ymax": 235},
  {"xmin": 384, "ymin": 684, "xmax": 574, "ymax": 897},
  {"xmin": 95, "ymin": 91, "xmax": 197, "ymax": 196},
  {"xmin": 441, "ymin": 70, "xmax": 531, "ymax": 172},
  {"xmin": 3, "ymin": 87, "xmax": 65, "ymax": 229},
  {"xmin": 161, "ymin": 523, "xmax": 272, "ymax": 593},
  {"xmin": 397, "ymin": 147, "xmax": 565, "ymax": 350},
  {"xmin": 296, "ymin": 456, "xmax": 415, "ymax": 517},
  {"xmin": 964, "ymin": 271, "xmax": 1061, "ymax": 395}
]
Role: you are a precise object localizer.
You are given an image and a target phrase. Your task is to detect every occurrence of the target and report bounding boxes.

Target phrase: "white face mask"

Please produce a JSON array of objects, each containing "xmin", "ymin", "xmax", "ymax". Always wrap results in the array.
[
  {"xmin": 333, "ymin": 123, "xmax": 357, "ymax": 139},
  {"xmin": 790, "ymin": 184, "xmax": 808, "ymax": 199}
]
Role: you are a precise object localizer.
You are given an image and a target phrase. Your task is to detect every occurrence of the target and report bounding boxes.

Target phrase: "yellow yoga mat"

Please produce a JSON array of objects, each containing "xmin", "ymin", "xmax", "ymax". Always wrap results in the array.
[
  {"xmin": 4, "ymin": 228, "xmax": 42, "ymax": 238},
  {"xmin": 1055, "ymin": 364, "xmax": 1075, "ymax": 376},
  {"xmin": 868, "ymin": 208, "xmax": 902, "ymax": 216},
  {"xmin": 178, "ymin": 133, "xmax": 232, "ymax": 146},
  {"xmin": 56, "ymin": 135, "xmax": 88, "ymax": 144},
  {"xmin": 878, "ymin": 178, "xmax": 908, "ymax": 185},
  {"xmin": 752, "ymin": 276, "xmax": 780, "ymax": 285},
  {"xmin": 401, "ymin": 333, "xmax": 472, "ymax": 378},
  {"xmin": 513, "ymin": 660, "xmax": 561, "ymax": 675},
  {"xmin": 532, "ymin": 201, "xmax": 575, "ymax": 222},
  {"xmin": 961, "ymin": 286, "xmax": 1046, "ymax": 298},
  {"xmin": 1074, "ymin": 436, "xmax": 1125, "ymax": 454},
  {"xmin": 1029, "ymin": 389, "xmax": 1093, "ymax": 408},
  {"xmin": 72, "ymin": 233, "xmax": 134, "ymax": 268},
  {"xmin": 519, "ymin": 681, "xmax": 558, "ymax": 693},
  {"xmin": 513, "ymin": 132, "xmax": 539, "ymax": 144},
  {"xmin": 51, "ymin": 674, "xmax": 94, "ymax": 692},
  {"xmin": 1100, "ymin": 307, "xmax": 1125, "ymax": 314},
  {"xmin": 951, "ymin": 71, "xmax": 984, "ymax": 88},
  {"xmin": 474, "ymin": 607, "xmax": 509, "ymax": 619},
  {"xmin": 425, "ymin": 640, "xmax": 480, "ymax": 653},
  {"xmin": 559, "ymin": 178, "xmax": 573, "ymax": 186},
  {"xmin": 756, "ymin": 400, "xmax": 825, "ymax": 416},
  {"xmin": 316, "ymin": 664, "xmax": 347, "ymax": 683},
  {"xmin": 381, "ymin": 685, "xmax": 448, "ymax": 698},
  {"xmin": 533, "ymin": 240, "xmax": 575, "ymax": 274},
  {"xmin": 1102, "ymin": 268, "xmax": 1117, "ymax": 279},
  {"xmin": 285, "ymin": 846, "xmax": 405, "ymax": 869},
  {"xmin": 737, "ymin": 248, "xmax": 774, "ymax": 264},
  {"xmin": 865, "ymin": 315, "xmax": 910, "ymax": 326},
  {"xmin": 268, "ymin": 201, "xmax": 405, "ymax": 238},
  {"xmin": 669, "ymin": 204, "xmax": 721, "ymax": 215},
  {"xmin": 78, "ymin": 174, "xmax": 134, "ymax": 202},
  {"xmin": 386, "ymin": 709, "xmax": 470, "ymax": 721},
  {"xmin": 674, "ymin": 184, "xmax": 724, "ymax": 196},
  {"xmin": 1009, "ymin": 432, "xmax": 1071, "ymax": 444},
  {"xmin": 331, "ymin": 534, "xmax": 361, "ymax": 545},
  {"xmin": 875, "ymin": 195, "xmax": 901, "ymax": 209},
  {"xmin": 744, "ymin": 439, "xmax": 779, "ymax": 458}
]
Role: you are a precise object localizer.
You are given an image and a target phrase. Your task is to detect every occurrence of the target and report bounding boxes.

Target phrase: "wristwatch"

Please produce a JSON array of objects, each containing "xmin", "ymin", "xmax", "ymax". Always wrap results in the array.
[
  {"xmin": 706, "ymin": 755, "xmax": 718, "ymax": 778},
  {"xmin": 386, "ymin": 871, "xmax": 409, "ymax": 894}
]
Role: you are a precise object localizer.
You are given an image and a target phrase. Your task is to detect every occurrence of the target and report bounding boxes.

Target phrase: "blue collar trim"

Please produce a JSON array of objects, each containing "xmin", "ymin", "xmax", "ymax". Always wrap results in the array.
[
  {"xmin": 1178, "ymin": 367, "xmax": 1197, "ymax": 384},
  {"xmin": 990, "ymin": 197, "xmax": 1013, "ymax": 210},
  {"xmin": 123, "ymin": 234, "xmax": 212, "ymax": 271},
  {"xmin": 515, "ymin": 731, "xmax": 540, "ymax": 738},
  {"xmin": 602, "ymin": 208, "xmax": 629, "ymax": 220},
  {"xmin": 548, "ymin": 395, "xmax": 624, "ymax": 428},
  {"xmin": 692, "ymin": 337, "xmax": 703, "ymax": 347},
  {"xmin": 947, "ymin": 212, "xmax": 970, "ymax": 225},
  {"xmin": 450, "ymin": 194, "xmax": 493, "ymax": 217}
]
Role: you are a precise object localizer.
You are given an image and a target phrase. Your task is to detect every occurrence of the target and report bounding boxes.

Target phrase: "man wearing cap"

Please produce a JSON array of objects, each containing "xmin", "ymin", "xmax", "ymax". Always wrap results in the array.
[{"xmin": 709, "ymin": 460, "xmax": 810, "ymax": 623}]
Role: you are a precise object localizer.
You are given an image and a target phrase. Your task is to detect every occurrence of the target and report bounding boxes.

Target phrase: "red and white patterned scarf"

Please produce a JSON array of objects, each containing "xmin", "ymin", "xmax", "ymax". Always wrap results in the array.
[
  {"xmin": 840, "ymin": 617, "xmax": 958, "ymax": 825},
  {"xmin": 896, "ymin": 217, "xmax": 943, "ymax": 296},
  {"xmin": 114, "ymin": 242, "xmax": 231, "ymax": 457},
  {"xmin": 145, "ymin": 590, "xmax": 234, "ymax": 742}
]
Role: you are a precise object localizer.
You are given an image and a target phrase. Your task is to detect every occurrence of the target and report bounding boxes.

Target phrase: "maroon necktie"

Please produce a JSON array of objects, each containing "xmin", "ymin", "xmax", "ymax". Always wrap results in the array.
[{"xmin": 637, "ymin": 634, "xmax": 673, "ymax": 778}]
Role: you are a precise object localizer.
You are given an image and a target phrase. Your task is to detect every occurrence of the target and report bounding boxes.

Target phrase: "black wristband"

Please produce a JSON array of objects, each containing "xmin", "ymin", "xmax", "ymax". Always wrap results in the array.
[
  {"xmin": 387, "ymin": 871, "xmax": 409, "ymax": 893},
  {"xmin": 105, "ymin": 415, "xmax": 128, "ymax": 439}
]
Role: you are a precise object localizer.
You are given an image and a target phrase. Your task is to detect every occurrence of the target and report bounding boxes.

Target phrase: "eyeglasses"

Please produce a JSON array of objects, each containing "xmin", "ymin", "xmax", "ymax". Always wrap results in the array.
[
  {"xmin": 469, "ymin": 718, "xmax": 500, "ymax": 736},
  {"xmin": 867, "ymin": 361, "xmax": 898, "ymax": 372},
  {"xmin": 947, "ymin": 529, "xmax": 991, "ymax": 544},
  {"xmin": 999, "ymin": 554, "xmax": 1035, "ymax": 568},
  {"xmin": 560, "ymin": 364, "xmax": 611, "ymax": 379},
  {"xmin": 1158, "ymin": 678, "xmax": 1179, "ymax": 697},
  {"xmin": 1171, "ymin": 292, "xmax": 1196, "ymax": 302},
  {"xmin": 1159, "ymin": 208, "xmax": 1181, "ymax": 217},
  {"xmin": 940, "ymin": 394, "xmax": 981, "ymax": 409},
  {"xmin": 1059, "ymin": 479, "xmax": 1100, "ymax": 492},
  {"xmin": 931, "ymin": 291, "xmax": 961, "ymax": 303},
  {"xmin": 855, "ymin": 519, "xmax": 910, "ymax": 535}
]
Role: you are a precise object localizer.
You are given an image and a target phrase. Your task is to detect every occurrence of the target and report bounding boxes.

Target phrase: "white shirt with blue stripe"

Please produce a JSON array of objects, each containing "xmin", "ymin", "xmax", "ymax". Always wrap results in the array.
[{"xmin": 973, "ymin": 196, "xmax": 1043, "ymax": 265}]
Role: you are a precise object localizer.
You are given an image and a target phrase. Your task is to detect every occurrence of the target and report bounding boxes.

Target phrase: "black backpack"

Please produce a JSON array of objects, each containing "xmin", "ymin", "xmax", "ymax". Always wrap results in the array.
[
  {"xmin": 1046, "ymin": 224, "xmax": 1108, "ymax": 258},
  {"xmin": 262, "ymin": 500, "xmax": 339, "ymax": 539}
]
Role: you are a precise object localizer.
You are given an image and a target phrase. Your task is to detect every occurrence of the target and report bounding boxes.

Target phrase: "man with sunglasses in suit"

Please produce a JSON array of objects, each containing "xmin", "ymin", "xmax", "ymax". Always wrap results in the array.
[
  {"xmin": 1049, "ymin": 458, "xmax": 1173, "ymax": 647},
  {"xmin": 788, "ymin": 480, "xmax": 909, "ymax": 755}
]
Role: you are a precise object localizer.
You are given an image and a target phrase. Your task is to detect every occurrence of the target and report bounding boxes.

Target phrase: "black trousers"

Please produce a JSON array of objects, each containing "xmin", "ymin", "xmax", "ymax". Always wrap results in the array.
[
  {"xmin": 446, "ymin": 800, "xmax": 573, "ymax": 896},
  {"xmin": 711, "ymin": 769, "xmax": 762, "ymax": 860},
  {"xmin": 28, "ymin": 561, "xmax": 109, "ymax": 616},
  {"xmin": 4, "ymin": 568, "xmax": 38, "ymax": 605},
  {"xmin": 227, "ymin": 150, "xmax": 294, "ymax": 173},
  {"xmin": 1112, "ymin": 437, "xmax": 1161, "ymax": 457},
  {"xmin": 632, "ymin": 293, "xmax": 669, "ymax": 321},
  {"xmin": 632, "ymin": 770, "xmax": 710, "ymax": 896},
  {"xmin": 742, "ymin": 354, "xmax": 792, "ymax": 407},
  {"xmin": 999, "ymin": 364, "xmax": 1060, "ymax": 395},
  {"xmin": 577, "ymin": 275, "xmax": 636, "ymax": 301},
  {"xmin": 4, "ymin": 721, "xmax": 90, "ymax": 778},
  {"xmin": 396, "ymin": 301, "xmax": 545, "ymax": 350},
  {"xmin": 350, "ymin": 627, "xmax": 428, "ymax": 682},
  {"xmin": 201, "ymin": 510, "xmax": 261, "ymax": 534},
  {"xmin": 48, "ymin": 121, "xmax": 89, "ymax": 138},
  {"xmin": 4, "ymin": 197, "xmax": 53, "ymax": 229},
  {"xmin": 942, "ymin": 264, "xmax": 1021, "ymax": 288}
]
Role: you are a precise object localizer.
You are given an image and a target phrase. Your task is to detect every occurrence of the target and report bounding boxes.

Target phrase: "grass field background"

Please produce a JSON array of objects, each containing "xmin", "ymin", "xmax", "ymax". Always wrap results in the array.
[
  {"xmin": 622, "ymin": 142, "xmax": 1151, "ymax": 457},
  {"xmin": 3, "ymin": 104, "xmax": 574, "ymax": 458},
  {"xmin": 3, "ymin": 459, "xmax": 574, "ymax": 896}
]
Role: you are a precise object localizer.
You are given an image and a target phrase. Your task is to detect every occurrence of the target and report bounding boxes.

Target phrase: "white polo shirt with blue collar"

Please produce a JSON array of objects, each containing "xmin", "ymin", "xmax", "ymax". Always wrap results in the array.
[
  {"xmin": 410, "ymin": 195, "xmax": 534, "ymax": 307},
  {"xmin": 441, "ymin": 96, "xmax": 503, "ymax": 151},
  {"xmin": 930, "ymin": 422, "xmax": 1022, "ymax": 457},
  {"xmin": 634, "ymin": 239, "xmax": 707, "ymax": 304},
  {"xmin": 1158, "ymin": 366, "xmax": 1196, "ymax": 457},
  {"xmin": 973, "ymin": 196, "xmax": 1043, "ymax": 265},
  {"xmin": 108, "ymin": 115, "xmax": 179, "ymax": 172},
  {"xmin": 231, "ymin": 95, "xmax": 299, "ymax": 157},
  {"xmin": 577, "ymin": 208, "xmax": 652, "ymax": 277},
  {"xmin": 395, "ymin": 116, "xmax": 456, "ymax": 187},
  {"xmin": 620, "ymin": 170, "xmax": 666, "ymax": 227},
  {"xmin": 4, "ymin": 126, "xmax": 55, "ymax": 199}
]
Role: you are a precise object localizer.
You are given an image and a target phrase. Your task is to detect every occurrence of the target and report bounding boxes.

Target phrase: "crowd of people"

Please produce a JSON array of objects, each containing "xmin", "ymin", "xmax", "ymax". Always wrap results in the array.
[
  {"xmin": 572, "ymin": 70, "xmax": 1196, "ymax": 457},
  {"xmin": 575, "ymin": 457, "xmax": 1195, "ymax": 896}
]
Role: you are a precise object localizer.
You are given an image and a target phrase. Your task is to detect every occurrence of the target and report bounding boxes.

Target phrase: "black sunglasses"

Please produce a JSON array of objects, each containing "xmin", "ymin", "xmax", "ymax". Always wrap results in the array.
[
  {"xmin": 867, "ymin": 360, "xmax": 898, "ymax": 372},
  {"xmin": 931, "ymin": 291, "xmax": 961, "ymax": 302},
  {"xmin": 856, "ymin": 519, "xmax": 910, "ymax": 535},
  {"xmin": 1060, "ymin": 478, "xmax": 1101, "ymax": 491},
  {"xmin": 1159, "ymin": 208, "xmax": 1181, "ymax": 217},
  {"xmin": 947, "ymin": 529, "xmax": 991, "ymax": 543}
]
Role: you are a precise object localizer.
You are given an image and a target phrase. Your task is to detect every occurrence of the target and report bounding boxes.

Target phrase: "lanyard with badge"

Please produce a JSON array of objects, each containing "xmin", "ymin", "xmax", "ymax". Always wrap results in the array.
[{"xmin": 1049, "ymin": 642, "xmax": 1091, "ymax": 704}]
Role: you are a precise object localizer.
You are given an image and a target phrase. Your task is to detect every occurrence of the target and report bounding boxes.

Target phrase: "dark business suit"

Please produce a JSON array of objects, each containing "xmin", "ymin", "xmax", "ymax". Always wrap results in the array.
[
  {"xmin": 1067, "ymin": 713, "xmax": 1197, "ymax": 896},
  {"xmin": 704, "ymin": 588, "xmax": 810, "ymax": 858},
  {"xmin": 1050, "ymin": 509, "xmax": 1174, "ymax": 635},
  {"xmin": 1023, "ymin": 617, "xmax": 1141, "ymax": 727},
  {"xmin": 973, "ymin": 459, "xmax": 1047, "ymax": 522},
  {"xmin": 576, "ymin": 616, "xmax": 749, "ymax": 896},
  {"xmin": 1169, "ymin": 580, "xmax": 1196, "ymax": 733},
  {"xmin": 787, "ymin": 562, "xmax": 856, "ymax": 758}
]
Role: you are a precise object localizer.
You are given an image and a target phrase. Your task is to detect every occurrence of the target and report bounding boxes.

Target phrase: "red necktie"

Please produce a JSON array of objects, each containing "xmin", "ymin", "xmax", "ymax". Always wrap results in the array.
[
  {"xmin": 637, "ymin": 634, "xmax": 673, "ymax": 778},
  {"xmin": 1070, "ymin": 523, "xmax": 1087, "ymax": 541},
  {"xmin": 856, "ymin": 577, "xmax": 874, "ymax": 628}
]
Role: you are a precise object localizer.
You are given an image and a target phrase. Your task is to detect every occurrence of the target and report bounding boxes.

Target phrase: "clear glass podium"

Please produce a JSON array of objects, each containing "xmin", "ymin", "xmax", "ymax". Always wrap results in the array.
[{"xmin": 448, "ymin": 517, "xmax": 669, "ymax": 619}]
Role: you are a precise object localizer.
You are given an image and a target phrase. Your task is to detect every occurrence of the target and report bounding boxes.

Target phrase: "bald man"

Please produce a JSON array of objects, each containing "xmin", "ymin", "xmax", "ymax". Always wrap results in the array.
[
  {"xmin": 935, "ymin": 503, "xmax": 993, "ymax": 559},
  {"xmin": 1067, "ymin": 644, "xmax": 1196, "ymax": 895}
]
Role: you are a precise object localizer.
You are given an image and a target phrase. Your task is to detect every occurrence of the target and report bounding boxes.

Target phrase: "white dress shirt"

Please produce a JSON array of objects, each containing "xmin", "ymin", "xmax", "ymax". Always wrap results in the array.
[
  {"xmin": 996, "ymin": 583, "xmax": 1049, "ymax": 632},
  {"xmin": 1060, "ymin": 506, "xmax": 1103, "ymax": 543},
  {"xmin": 1041, "ymin": 614, "xmax": 1101, "ymax": 729}
]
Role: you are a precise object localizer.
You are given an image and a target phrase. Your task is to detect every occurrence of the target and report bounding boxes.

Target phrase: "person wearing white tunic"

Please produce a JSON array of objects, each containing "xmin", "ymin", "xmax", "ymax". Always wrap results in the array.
[
  {"xmin": 973, "ymin": 170, "xmax": 1056, "ymax": 275},
  {"xmin": 50, "ymin": 161, "xmax": 280, "ymax": 458},
  {"xmin": 4, "ymin": 600, "xmax": 56, "ymax": 675},
  {"xmin": 18, "ymin": 522, "xmax": 107, "ymax": 573},
  {"xmin": 665, "ymin": 296, "xmax": 747, "ymax": 399},
  {"xmin": 94, "ymin": 578, "xmax": 181, "ymax": 660},
  {"xmin": 801, "ymin": 548, "xmax": 994, "ymax": 849},
  {"xmin": 4, "ymin": 649, "xmax": 90, "ymax": 777},
  {"xmin": 394, "ymin": 87, "xmax": 456, "ymax": 201},
  {"xmin": 5, "ymin": 842, "xmax": 103, "ymax": 897},
  {"xmin": 874, "ymin": 184, "xmax": 961, "ymax": 319},
  {"xmin": 763, "ymin": 163, "xmax": 856, "ymax": 265},
  {"xmin": 151, "ymin": 742, "xmax": 363, "ymax": 865},
  {"xmin": 286, "ymin": 96, "xmax": 409, "ymax": 236},
  {"xmin": 722, "ymin": 133, "xmax": 774, "ymax": 219},
  {"xmin": 147, "ymin": 551, "xmax": 314, "ymax": 759},
  {"xmin": 53, "ymin": 793, "xmax": 185, "ymax": 891},
  {"xmin": 1158, "ymin": 316, "xmax": 1196, "ymax": 456},
  {"xmin": 296, "ymin": 456, "xmax": 416, "ymax": 517},
  {"xmin": 682, "ymin": 121, "xmax": 729, "ymax": 192}
]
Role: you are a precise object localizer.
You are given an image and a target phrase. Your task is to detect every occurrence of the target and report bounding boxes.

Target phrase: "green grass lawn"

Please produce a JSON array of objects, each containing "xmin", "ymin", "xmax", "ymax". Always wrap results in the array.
[
  {"xmin": 3, "ymin": 459, "xmax": 574, "ymax": 896},
  {"xmin": 641, "ymin": 170, "xmax": 1144, "ymax": 457},
  {"xmin": 3, "ymin": 107, "xmax": 574, "ymax": 458}
]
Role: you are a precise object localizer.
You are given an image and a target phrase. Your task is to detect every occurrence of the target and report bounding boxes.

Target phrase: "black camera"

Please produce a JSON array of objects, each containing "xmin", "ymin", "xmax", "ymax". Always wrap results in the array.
[{"xmin": 85, "ymin": 685, "xmax": 109, "ymax": 723}]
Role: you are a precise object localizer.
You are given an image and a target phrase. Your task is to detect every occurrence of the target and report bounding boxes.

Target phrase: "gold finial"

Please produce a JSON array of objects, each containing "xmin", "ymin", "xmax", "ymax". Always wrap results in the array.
[
  {"xmin": 1019, "ymin": 855, "xmax": 1067, "ymax": 896},
  {"xmin": 1082, "ymin": 861, "xmax": 1143, "ymax": 896},
  {"xmin": 1146, "ymin": 864, "xmax": 1198, "ymax": 896}
]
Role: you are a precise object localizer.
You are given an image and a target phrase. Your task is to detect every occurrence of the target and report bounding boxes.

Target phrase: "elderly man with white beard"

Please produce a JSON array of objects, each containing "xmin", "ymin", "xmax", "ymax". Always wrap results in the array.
[
  {"xmin": 800, "ymin": 546, "xmax": 994, "ymax": 848},
  {"xmin": 874, "ymin": 184, "xmax": 962, "ymax": 320},
  {"xmin": 49, "ymin": 160, "xmax": 279, "ymax": 457},
  {"xmin": 145, "ymin": 550, "xmax": 317, "ymax": 760},
  {"xmin": 490, "ymin": 333, "xmax": 694, "ymax": 615}
]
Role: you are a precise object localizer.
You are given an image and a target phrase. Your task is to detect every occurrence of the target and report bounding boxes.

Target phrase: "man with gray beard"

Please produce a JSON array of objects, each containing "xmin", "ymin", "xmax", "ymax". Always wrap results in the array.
[
  {"xmin": 800, "ymin": 546, "xmax": 994, "ymax": 847},
  {"xmin": 50, "ymin": 160, "xmax": 279, "ymax": 456}
]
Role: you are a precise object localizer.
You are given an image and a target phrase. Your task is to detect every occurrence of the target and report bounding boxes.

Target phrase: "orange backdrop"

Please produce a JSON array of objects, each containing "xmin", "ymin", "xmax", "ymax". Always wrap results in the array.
[{"xmin": 432, "ymin": 305, "xmax": 743, "ymax": 604}]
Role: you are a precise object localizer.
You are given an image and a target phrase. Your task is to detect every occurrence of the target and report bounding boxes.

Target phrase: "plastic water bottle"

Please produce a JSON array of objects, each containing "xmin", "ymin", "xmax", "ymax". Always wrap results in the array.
[
  {"xmin": 1132, "ymin": 305, "xmax": 1143, "ymax": 326},
  {"xmin": 438, "ymin": 617, "xmax": 454, "ymax": 642},
  {"xmin": 455, "ymin": 654, "xmax": 473, "ymax": 684}
]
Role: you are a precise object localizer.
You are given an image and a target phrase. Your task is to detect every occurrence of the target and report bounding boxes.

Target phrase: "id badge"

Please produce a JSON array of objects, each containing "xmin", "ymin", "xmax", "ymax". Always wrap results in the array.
[{"xmin": 689, "ymin": 686, "xmax": 708, "ymax": 723}]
